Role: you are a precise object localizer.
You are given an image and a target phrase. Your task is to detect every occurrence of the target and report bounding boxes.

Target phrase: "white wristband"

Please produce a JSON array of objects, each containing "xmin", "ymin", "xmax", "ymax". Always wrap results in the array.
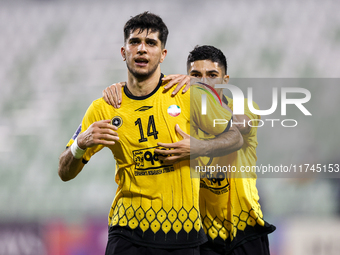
[{"xmin": 70, "ymin": 137, "xmax": 86, "ymax": 159}]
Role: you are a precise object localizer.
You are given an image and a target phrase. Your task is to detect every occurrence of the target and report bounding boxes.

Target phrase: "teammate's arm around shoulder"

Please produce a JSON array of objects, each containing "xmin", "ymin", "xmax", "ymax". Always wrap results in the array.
[
  {"xmin": 58, "ymin": 120, "xmax": 119, "ymax": 181},
  {"xmin": 102, "ymin": 82, "xmax": 126, "ymax": 108},
  {"xmin": 102, "ymin": 75, "xmax": 190, "ymax": 109}
]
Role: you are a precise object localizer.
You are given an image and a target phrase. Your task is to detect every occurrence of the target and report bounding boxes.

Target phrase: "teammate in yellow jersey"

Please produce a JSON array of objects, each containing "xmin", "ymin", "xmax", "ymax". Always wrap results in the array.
[
  {"xmin": 59, "ymin": 13, "xmax": 243, "ymax": 255},
  {"xmin": 103, "ymin": 45, "xmax": 276, "ymax": 255}
]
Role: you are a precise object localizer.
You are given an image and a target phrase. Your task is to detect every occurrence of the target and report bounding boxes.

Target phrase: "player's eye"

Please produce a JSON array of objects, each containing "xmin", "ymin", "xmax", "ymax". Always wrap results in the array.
[
  {"xmin": 130, "ymin": 40, "xmax": 139, "ymax": 45},
  {"xmin": 191, "ymin": 73, "xmax": 201, "ymax": 78},
  {"xmin": 209, "ymin": 74, "xmax": 218, "ymax": 78},
  {"xmin": 147, "ymin": 41, "xmax": 156, "ymax": 46}
]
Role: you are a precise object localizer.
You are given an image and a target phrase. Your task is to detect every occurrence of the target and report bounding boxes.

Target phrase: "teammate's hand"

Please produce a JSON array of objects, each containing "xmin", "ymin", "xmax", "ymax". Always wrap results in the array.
[
  {"xmin": 77, "ymin": 120, "xmax": 119, "ymax": 149},
  {"xmin": 155, "ymin": 124, "xmax": 200, "ymax": 164},
  {"xmin": 102, "ymin": 82, "xmax": 126, "ymax": 108},
  {"xmin": 162, "ymin": 75, "xmax": 191, "ymax": 95}
]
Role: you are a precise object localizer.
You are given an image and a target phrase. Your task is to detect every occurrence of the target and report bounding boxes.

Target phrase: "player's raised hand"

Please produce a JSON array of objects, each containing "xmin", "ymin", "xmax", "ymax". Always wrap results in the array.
[
  {"xmin": 77, "ymin": 120, "xmax": 119, "ymax": 149},
  {"xmin": 102, "ymin": 82, "xmax": 126, "ymax": 108},
  {"xmin": 162, "ymin": 74, "xmax": 191, "ymax": 95}
]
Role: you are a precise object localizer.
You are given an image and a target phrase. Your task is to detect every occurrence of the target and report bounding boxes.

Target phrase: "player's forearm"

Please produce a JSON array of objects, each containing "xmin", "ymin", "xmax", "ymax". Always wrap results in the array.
[
  {"xmin": 58, "ymin": 148, "xmax": 85, "ymax": 182},
  {"xmin": 232, "ymin": 115, "xmax": 251, "ymax": 135},
  {"xmin": 200, "ymin": 125, "xmax": 243, "ymax": 157}
]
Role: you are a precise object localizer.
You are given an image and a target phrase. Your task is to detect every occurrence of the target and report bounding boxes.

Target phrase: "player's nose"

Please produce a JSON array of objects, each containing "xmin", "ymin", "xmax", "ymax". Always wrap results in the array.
[
  {"xmin": 200, "ymin": 77, "xmax": 208, "ymax": 84},
  {"xmin": 137, "ymin": 42, "xmax": 147, "ymax": 53}
]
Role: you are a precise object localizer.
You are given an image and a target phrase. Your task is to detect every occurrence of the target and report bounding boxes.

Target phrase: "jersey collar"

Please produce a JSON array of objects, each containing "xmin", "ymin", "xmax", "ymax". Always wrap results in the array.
[
  {"xmin": 124, "ymin": 74, "xmax": 164, "ymax": 100},
  {"xmin": 222, "ymin": 94, "xmax": 229, "ymax": 105}
]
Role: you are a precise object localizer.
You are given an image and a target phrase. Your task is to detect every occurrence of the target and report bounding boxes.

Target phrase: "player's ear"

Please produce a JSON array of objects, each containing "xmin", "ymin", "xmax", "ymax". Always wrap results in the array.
[
  {"xmin": 223, "ymin": 75, "xmax": 229, "ymax": 84},
  {"xmin": 159, "ymin": 49, "xmax": 167, "ymax": 63},
  {"xmin": 121, "ymin": 47, "xmax": 126, "ymax": 61}
]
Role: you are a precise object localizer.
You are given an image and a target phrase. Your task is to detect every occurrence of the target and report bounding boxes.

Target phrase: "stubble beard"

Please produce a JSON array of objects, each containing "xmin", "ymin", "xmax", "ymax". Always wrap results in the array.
[{"xmin": 126, "ymin": 59, "xmax": 160, "ymax": 80}]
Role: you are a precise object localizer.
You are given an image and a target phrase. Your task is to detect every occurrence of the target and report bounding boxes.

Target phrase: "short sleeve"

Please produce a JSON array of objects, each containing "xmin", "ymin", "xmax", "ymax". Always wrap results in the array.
[{"xmin": 65, "ymin": 101, "xmax": 105, "ymax": 163}]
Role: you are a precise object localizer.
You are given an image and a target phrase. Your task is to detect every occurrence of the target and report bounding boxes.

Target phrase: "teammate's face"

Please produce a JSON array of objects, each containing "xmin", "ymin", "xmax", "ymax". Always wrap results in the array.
[
  {"xmin": 121, "ymin": 30, "xmax": 167, "ymax": 79},
  {"xmin": 188, "ymin": 60, "xmax": 229, "ymax": 87}
]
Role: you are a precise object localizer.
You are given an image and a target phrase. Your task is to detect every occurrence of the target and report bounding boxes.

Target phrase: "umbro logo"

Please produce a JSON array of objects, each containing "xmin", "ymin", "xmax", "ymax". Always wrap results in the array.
[{"xmin": 135, "ymin": 106, "xmax": 153, "ymax": 112}]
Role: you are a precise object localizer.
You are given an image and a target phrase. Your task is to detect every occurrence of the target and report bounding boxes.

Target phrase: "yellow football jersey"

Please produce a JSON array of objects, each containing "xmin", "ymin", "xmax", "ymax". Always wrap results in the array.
[
  {"xmin": 198, "ymin": 95, "xmax": 275, "ymax": 253},
  {"xmin": 66, "ymin": 74, "xmax": 233, "ymax": 249}
]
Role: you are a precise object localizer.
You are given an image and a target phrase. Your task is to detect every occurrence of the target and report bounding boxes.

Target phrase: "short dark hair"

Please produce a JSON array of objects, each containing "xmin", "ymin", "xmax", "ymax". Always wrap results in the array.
[
  {"xmin": 187, "ymin": 45, "xmax": 227, "ymax": 74},
  {"xmin": 124, "ymin": 12, "xmax": 169, "ymax": 48}
]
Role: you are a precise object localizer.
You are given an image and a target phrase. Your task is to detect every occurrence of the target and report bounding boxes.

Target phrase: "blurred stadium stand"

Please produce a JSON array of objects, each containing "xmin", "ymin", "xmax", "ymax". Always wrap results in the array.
[{"xmin": 1, "ymin": 0, "xmax": 340, "ymax": 254}]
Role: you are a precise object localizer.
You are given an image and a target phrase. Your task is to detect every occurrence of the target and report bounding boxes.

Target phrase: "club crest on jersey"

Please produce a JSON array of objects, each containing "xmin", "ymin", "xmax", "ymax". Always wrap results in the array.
[
  {"xmin": 111, "ymin": 116, "xmax": 123, "ymax": 128},
  {"xmin": 167, "ymin": 105, "xmax": 181, "ymax": 117}
]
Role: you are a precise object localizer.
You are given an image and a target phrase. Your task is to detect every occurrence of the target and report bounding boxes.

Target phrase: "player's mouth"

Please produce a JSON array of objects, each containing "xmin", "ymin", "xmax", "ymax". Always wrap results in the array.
[{"xmin": 135, "ymin": 58, "xmax": 149, "ymax": 67}]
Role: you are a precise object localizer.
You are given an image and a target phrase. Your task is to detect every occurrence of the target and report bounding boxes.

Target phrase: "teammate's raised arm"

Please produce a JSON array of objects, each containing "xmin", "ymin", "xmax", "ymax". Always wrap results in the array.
[
  {"xmin": 102, "ymin": 82, "xmax": 126, "ymax": 108},
  {"xmin": 162, "ymin": 74, "xmax": 190, "ymax": 94},
  {"xmin": 103, "ymin": 75, "xmax": 191, "ymax": 108}
]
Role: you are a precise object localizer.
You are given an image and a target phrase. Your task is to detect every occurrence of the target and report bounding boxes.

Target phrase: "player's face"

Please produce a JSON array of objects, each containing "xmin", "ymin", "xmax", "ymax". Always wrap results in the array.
[
  {"xmin": 188, "ymin": 60, "xmax": 229, "ymax": 87},
  {"xmin": 122, "ymin": 30, "xmax": 167, "ymax": 79}
]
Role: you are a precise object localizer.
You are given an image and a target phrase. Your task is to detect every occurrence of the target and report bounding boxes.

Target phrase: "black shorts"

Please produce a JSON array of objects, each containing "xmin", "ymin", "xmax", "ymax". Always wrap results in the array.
[
  {"xmin": 200, "ymin": 235, "xmax": 271, "ymax": 255},
  {"xmin": 105, "ymin": 235, "xmax": 200, "ymax": 255}
]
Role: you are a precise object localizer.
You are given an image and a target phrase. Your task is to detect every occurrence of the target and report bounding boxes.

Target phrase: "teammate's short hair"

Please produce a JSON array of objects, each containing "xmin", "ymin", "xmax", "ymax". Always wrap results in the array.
[
  {"xmin": 124, "ymin": 11, "xmax": 169, "ymax": 48},
  {"xmin": 187, "ymin": 45, "xmax": 227, "ymax": 74}
]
